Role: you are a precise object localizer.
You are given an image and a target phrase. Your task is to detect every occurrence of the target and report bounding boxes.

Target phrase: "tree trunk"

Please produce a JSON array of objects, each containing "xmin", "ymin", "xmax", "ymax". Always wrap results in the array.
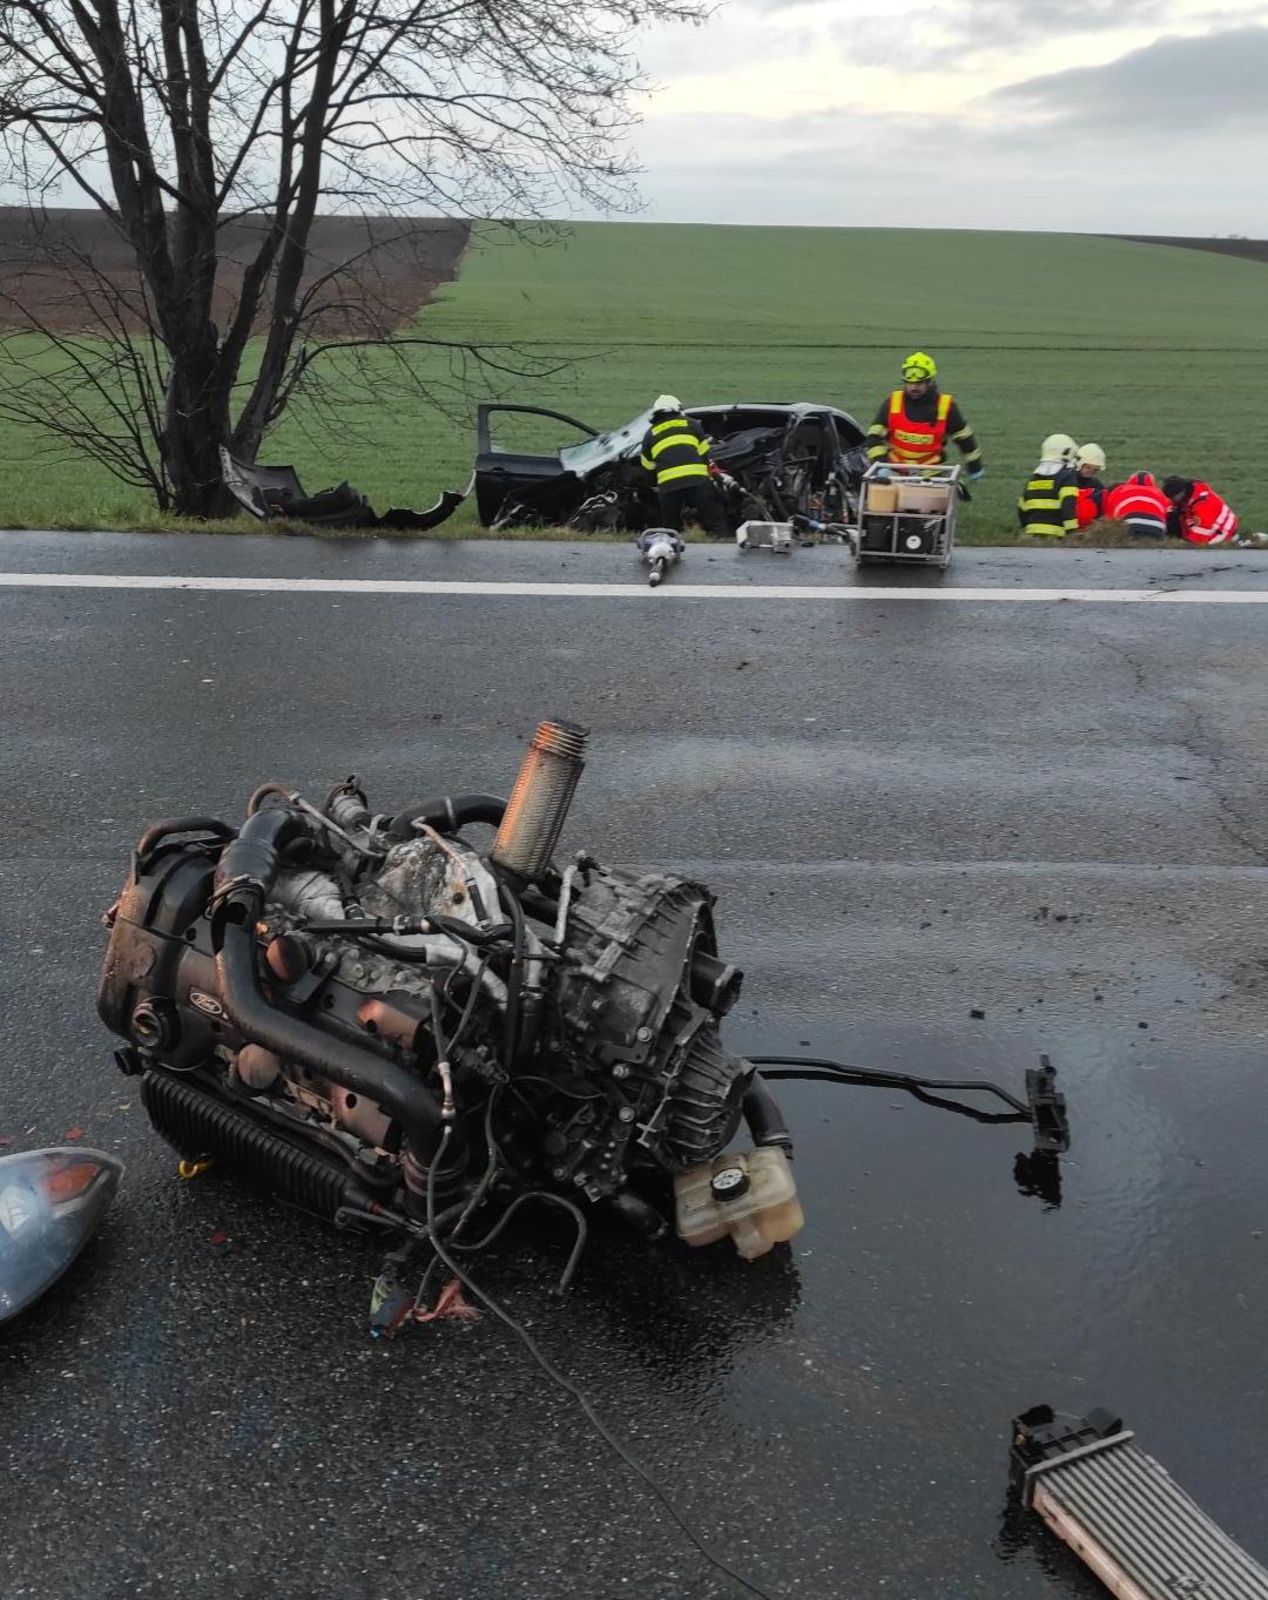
[{"xmin": 163, "ymin": 339, "xmax": 235, "ymax": 517}]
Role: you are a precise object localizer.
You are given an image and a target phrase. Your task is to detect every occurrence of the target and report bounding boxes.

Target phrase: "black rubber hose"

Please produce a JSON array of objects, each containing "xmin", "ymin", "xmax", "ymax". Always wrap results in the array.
[
  {"xmin": 212, "ymin": 803, "xmax": 315, "ymax": 912},
  {"xmin": 498, "ymin": 880, "xmax": 534, "ymax": 1070},
  {"xmin": 743, "ymin": 1073, "xmax": 794, "ymax": 1153},
  {"xmin": 215, "ymin": 919, "xmax": 447, "ymax": 1161},
  {"xmin": 385, "ymin": 794, "xmax": 508, "ymax": 843}
]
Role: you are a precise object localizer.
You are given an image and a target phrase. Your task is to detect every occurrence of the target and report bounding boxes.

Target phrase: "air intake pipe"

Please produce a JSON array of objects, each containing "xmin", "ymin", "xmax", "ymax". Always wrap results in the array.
[
  {"xmin": 490, "ymin": 718, "xmax": 589, "ymax": 883},
  {"xmin": 215, "ymin": 920, "xmax": 447, "ymax": 1163},
  {"xmin": 384, "ymin": 793, "xmax": 508, "ymax": 845}
]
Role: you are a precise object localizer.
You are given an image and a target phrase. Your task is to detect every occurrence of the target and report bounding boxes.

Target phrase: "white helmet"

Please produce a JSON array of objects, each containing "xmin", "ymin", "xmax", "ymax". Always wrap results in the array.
[
  {"xmin": 1041, "ymin": 433, "xmax": 1078, "ymax": 465},
  {"xmin": 653, "ymin": 393, "xmax": 682, "ymax": 415},
  {"xmin": 1077, "ymin": 442, "xmax": 1106, "ymax": 471}
]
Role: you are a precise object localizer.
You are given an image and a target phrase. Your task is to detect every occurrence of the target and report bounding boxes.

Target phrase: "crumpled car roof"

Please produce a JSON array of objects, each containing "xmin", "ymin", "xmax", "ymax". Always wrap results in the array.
[{"xmin": 559, "ymin": 401, "xmax": 863, "ymax": 475}]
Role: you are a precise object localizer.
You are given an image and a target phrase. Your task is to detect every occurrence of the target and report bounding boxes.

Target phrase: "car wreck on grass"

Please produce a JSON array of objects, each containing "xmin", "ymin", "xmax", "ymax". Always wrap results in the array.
[
  {"xmin": 473, "ymin": 401, "xmax": 870, "ymax": 532},
  {"xmin": 217, "ymin": 399, "xmax": 868, "ymax": 536}
]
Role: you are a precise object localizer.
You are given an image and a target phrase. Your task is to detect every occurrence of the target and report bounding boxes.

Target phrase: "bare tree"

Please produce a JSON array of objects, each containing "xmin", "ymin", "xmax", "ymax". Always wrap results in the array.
[{"xmin": 0, "ymin": 1, "xmax": 701, "ymax": 515}]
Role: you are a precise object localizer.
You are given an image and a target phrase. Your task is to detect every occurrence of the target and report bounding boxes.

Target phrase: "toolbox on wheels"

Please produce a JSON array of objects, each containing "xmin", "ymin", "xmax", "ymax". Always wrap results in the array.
[{"xmin": 851, "ymin": 462, "xmax": 959, "ymax": 569}]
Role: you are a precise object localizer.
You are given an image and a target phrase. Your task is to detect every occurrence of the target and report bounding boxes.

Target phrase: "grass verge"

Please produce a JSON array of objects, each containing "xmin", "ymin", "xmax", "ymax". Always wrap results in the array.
[{"xmin": 2, "ymin": 222, "xmax": 1266, "ymax": 537}]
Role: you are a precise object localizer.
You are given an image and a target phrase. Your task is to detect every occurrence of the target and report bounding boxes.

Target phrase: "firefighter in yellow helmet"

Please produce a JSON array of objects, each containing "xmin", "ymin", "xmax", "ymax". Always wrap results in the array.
[
  {"xmin": 639, "ymin": 394, "xmax": 728, "ymax": 538},
  {"xmin": 866, "ymin": 353, "xmax": 984, "ymax": 478}
]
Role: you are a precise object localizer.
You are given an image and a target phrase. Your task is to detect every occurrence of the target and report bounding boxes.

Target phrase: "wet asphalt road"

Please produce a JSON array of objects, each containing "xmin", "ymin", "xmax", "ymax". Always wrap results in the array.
[{"xmin": 2, "ymin": 533, "xmax": 1268, "ymax": 1600}]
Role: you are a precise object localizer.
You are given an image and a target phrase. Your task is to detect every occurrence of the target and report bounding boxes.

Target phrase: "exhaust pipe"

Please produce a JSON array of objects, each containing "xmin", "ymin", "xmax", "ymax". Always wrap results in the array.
[{"xmin": 490, "ymin": 718, "xmax": 589, "ymax": 882}]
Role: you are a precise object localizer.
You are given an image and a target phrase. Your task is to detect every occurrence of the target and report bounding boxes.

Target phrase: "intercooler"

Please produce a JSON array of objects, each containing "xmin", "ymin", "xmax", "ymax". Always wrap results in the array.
[{"xmin": 1011, "ymin": 1405, "xmax": 1268, "ymax": 1600}]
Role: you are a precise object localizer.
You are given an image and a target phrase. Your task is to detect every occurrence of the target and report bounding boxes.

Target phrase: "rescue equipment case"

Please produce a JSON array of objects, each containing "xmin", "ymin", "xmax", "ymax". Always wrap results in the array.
[{"xmin": 852, "ymin": 461, "xmax": 959, "ymax": 569}]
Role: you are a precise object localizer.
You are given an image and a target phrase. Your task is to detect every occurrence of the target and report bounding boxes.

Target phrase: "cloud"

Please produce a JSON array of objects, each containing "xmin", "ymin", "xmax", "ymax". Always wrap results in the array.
[
  {"xmin": 829, "ymin": 0, "xmax": 1268, "ymax": 70},
  {"xmin": 936, "ymin": 0, "xmax": 1169, "ymax": 49},
  {"xmin": 631, "ymin": 71, "xmax": 1266, "ymax": 230},
  {"xmin": 622, "ymin": 7, "xmax": 1268, "ymax": 229},
  {"xmin": 989, "ymin": 24, "xmax": 1268, "ymax": 127},
  {"xmin": 836, "ymin": 0, "xmax": 1171, "ymax": 68}
]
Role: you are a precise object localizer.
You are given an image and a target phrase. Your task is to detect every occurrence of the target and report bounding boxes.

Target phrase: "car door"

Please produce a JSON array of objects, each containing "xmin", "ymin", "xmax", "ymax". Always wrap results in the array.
[{"xmin": 474, "ymin": 404, "xmax": 598, "ymax": 525}]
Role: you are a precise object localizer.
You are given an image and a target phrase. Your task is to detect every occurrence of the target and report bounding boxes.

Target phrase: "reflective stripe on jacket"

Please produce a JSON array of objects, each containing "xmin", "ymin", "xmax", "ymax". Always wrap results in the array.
[
  {"xmin": 866, "ymin": 387, "xmax": 982, "ymax": 468},
  {"xmin": 1105, "ymin": 475, "xmax": 1169, "ymax": 536},
  {"xmin": 1180, "ymin": 482, "xmax": 1238, "ymax": 545},
  {"xmin": 1018, "ymin": 465, "xmax": 1079, "ymax": 537},
  {"xmin": 884, "ymin": 389, "xmax": 952, "ymax": 464},
  {"xmin": 639, "ymin": 415, "xmax": 711, "ymax": 486}
]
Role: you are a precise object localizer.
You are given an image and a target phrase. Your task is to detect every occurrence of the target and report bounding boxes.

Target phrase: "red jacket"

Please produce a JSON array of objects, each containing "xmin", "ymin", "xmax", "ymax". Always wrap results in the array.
[
  {"xmin": 1076, "ymin": 484, "xmax": 1105, "ymax": 527},
  {"xmin": 1105, "ymin": 473, "xmax": 1168, "ymax": 536},
  {"xmin": 1178, "ymin": 482, "xmax": 1238, "ymax": 545}
]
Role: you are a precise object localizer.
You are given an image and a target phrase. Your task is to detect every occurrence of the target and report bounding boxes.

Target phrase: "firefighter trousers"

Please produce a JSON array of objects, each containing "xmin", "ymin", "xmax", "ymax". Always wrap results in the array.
[{"xmin": 657, "ymin": 479, "xmax": 729, "ymax": 538}]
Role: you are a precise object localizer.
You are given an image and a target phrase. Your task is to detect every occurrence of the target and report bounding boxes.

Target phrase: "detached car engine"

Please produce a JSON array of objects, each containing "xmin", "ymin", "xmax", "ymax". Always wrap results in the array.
[{"xmin": 97, "ymin": 720, "xmax": 800, "ymax": 1286}]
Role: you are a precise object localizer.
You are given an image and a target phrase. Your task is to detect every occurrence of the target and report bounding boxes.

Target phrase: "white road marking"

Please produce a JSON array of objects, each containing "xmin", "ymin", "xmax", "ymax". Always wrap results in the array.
[{"xmin": 1, "ymin": 572, "xmax": 1267, "ymax": 603}]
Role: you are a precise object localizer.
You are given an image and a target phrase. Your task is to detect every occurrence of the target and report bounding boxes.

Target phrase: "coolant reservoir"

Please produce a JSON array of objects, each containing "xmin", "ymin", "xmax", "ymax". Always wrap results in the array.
[{"xmin": 673, "ymin": 1148, "xmax": 804, "ymax": 1260}]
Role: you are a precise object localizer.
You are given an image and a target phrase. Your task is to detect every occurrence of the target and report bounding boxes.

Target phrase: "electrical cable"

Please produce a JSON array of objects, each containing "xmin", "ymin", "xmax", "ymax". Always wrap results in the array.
[
  {"xmin": 412, "ymin": 1090, "xmax": 505, "ymax": 1317},
  {"xmin": 447, "ymin": 953, "xmax": 491, "ymax": 1056},
  {"xmin": 298, "ymin": 916, "xmax": 514, "ymax": 947},
  {"xmin": 748, "ymin": 1055, "xmax": 1032, "ymax": 1124},
  {"xmin": 445, "ymin": 1191, "xmax": 588, "ymax": 1294},
  {"xmin": 511, "ymin": 1074, "xmax": 605, "ymax": 1102},
  {"xmin": 423, "ymin": 1126, "xmax": 780, "ymax": 1600}
]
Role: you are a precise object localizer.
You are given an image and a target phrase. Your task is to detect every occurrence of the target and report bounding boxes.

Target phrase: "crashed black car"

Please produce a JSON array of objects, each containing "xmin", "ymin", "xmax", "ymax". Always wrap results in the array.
[{"xmin": 474, "ymin": 402, "xmax": 869, "ymax": 532}]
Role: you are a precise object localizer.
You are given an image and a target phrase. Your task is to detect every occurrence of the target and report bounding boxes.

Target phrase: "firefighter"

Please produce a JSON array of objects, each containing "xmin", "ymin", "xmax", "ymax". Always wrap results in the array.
[
  {"xmin": 639, "ymin": 395, "xmax": 729, "ymax": 538},
  {"xmin": 866, "ymin": 353, "xmax": 984, "ymax": 477},
  {"xmin": 1075, "ymin": 443, "xmax": 1107, "ymax": 528},
  {"xmin": 1018, "ymin": 434, "xmax": 1079, "ymax": 538},
  {"xmin": 1105, "ymin": 471, "xmax": 1169, "ymax": 539},
  {"xmin": 1161, "ymin": 476, "xmax": 1239, "ymax": 545}
]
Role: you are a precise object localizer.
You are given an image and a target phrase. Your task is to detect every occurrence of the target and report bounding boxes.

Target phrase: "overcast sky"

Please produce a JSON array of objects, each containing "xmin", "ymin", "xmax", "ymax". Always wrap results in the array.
[{"xmin": 627, "ymin": 0, "xmax": 1268, "ymax": 230}]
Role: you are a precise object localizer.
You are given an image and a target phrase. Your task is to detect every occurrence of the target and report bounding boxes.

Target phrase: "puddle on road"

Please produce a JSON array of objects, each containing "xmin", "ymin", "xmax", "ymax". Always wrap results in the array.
[
  {"xmin": 572, "ymin": 1009, "xmax": 1268, "ymax": 1595},
  {"xmin": 6, "ymin": 991, "xmax": 1266, "ymax": 1598}
]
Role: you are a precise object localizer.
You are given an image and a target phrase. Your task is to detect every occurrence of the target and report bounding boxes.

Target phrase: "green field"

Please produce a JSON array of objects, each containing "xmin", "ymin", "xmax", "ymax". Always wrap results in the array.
[{"xmin": 2, "ymin": 222, "xmax": 1265, "ymax": 536}]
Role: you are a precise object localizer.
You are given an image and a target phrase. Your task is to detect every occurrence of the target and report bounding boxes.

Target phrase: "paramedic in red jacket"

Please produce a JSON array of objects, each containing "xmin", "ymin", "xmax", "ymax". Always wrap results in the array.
[
  {"xmin": 1162, "ymin": 476, "xmax": 1239, "ymax": 545},
  {"xmin": 1105, "ymin": 472, "xmax": 1169, "ymax": 539}
]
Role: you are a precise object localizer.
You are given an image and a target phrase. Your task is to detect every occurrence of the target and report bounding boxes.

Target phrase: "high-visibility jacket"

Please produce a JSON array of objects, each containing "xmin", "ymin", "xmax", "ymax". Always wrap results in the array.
[
  {"xmin": 866, "ymin": 388, "xmax": 982, "ymax": 469},
  {"xmin": 1105, "ymin": 473, "xmax": 1168, "ymax": 538},
  {"xmin": 1076, "ymin": 481, "xmax": 1105, "ymax": 527},
  {"xmin": 639, "ymin": 414, "xmax": 711, "ymax": 487},
  {"xmin": 1018, "ymin": 463, "xmax": 1079, "ymax": 537},
  {"xmin": 1177, "ymin": 481, "xmax": 1238, "ymax": 545},
  {"xmin": 885, "ymin": 389, "xmax": 951, "ymax": 465}
]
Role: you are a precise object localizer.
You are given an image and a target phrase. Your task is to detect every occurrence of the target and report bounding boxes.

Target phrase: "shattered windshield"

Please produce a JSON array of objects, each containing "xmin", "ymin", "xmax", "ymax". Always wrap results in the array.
[{"xmin": 559, "ymin": 409, "xmax": 654, "ymax": 475}]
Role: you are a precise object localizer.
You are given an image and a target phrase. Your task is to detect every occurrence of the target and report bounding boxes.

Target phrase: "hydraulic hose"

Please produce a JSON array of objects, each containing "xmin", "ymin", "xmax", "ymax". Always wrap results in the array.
[
  {"xmin": 385, "ymin": 794, "xmax": 507, "ymax": 844},
  {"xmin": 742, "ymin": 1073, "xmax": 793, "ymax": 1153},
  {"xmin": 215, "ymin": 920, "xmax": 447, "ymax": 1161}
]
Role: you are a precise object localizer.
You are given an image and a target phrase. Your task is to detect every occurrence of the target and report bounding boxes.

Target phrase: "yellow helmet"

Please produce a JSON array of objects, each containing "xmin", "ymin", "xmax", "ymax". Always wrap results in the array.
[{"xmin": 902, "ymin": 351, "xmax": 937, "ymax": 382}]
